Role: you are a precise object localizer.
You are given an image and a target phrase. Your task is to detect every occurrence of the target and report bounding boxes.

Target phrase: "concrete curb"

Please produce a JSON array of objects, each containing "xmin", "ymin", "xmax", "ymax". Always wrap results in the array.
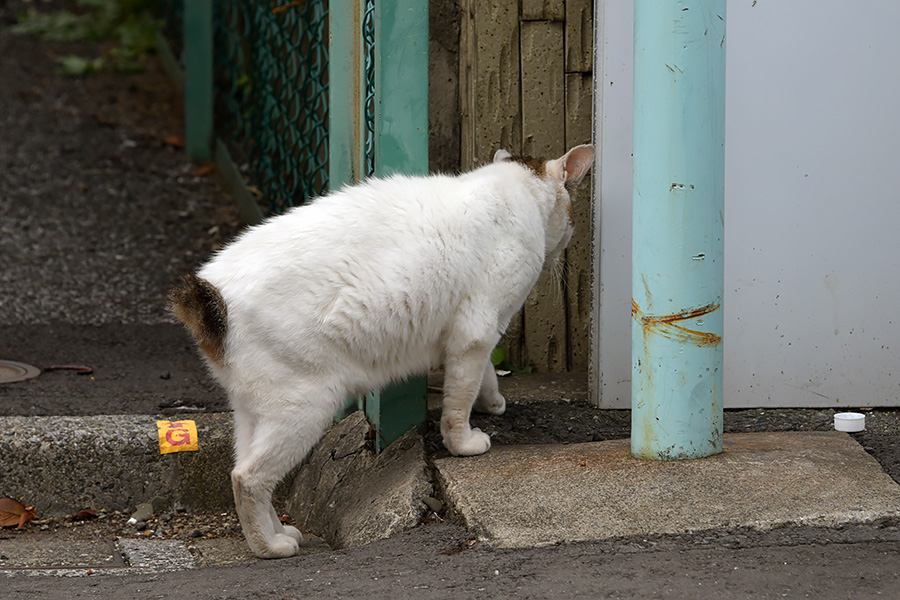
[
  {"xmin": 0, "ymin": 411, "xmax": 433, "ymax": 552},
  {"xmin": 0, "ymin": 414, "xmax": 235, "ymax": 516}
]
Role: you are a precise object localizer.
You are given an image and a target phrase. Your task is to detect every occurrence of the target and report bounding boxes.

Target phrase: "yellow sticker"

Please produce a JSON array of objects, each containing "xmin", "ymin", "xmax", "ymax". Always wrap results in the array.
[{"xmin": 156, "ymin": 420, "xmax": 199, "ymax": 454}]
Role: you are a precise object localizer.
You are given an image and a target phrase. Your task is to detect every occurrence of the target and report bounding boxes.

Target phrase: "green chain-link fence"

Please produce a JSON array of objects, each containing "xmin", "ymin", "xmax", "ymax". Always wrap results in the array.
[
  {"xmin": 159, "ymin": 0, "xmax": 329, "ymax": 214},
  {"xmin": 362, "ymin": 0, "xmax": 375, "ymax": 178}
]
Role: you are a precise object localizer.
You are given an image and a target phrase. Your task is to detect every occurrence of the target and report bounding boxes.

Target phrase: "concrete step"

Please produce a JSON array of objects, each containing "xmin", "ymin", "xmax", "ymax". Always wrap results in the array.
[{"xmin": 435, "ymin": 431, "xmax": 900, "ymax": 547}]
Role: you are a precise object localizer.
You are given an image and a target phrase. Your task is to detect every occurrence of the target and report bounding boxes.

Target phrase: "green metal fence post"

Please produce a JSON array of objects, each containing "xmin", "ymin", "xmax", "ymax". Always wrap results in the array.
[
  {"xmin": 329, "ymin": 0, "xmax": 365, "ymax": 192},
  {"xmin": 372, "ymin": 0, "xmax": 429, "ymax": 179},
  {"xmin": 364, "ymin": 0, "xmax": 429, "ymax": 453},
  {"xmin": 631, "ymin": 0, "xmax": 726, "ymax": 460},
  {"xmin": 329, "ymin": 0, "xmax": 429, "ymax": 450},
  {"xmin": 330, "ymin": 0, "xmax": 366, "ymax": 421},
  {"xmin": 183, "ymin": 0, "xmax": 213, "ymax": 159}
]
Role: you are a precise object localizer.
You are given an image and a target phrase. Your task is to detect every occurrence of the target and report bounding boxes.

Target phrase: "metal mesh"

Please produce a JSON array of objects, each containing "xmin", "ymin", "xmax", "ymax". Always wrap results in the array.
[
  {"xmin": 214, "ymin": 0, "xmax": 329, "ymax": 214},
  {"xmin": 156, "ymin": 0, "xmax": 328, "ymax": 214},
  {"xmin": 363, "ymin": 0, "xmax": 376, "ymax": 178}
]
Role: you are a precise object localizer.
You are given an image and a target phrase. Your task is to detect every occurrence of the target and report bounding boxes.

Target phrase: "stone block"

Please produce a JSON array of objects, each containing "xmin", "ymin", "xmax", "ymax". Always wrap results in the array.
[
  {"xmin": 436, "ymin": 432, "xmax": 900, "ymax": 548},
  {"xmin": 0, "ymin": 413, "xmax": 236, "ymax": 516},
  {"xmin": 287, "ymin": 412, "xmax": 432, "ymax": 549}
]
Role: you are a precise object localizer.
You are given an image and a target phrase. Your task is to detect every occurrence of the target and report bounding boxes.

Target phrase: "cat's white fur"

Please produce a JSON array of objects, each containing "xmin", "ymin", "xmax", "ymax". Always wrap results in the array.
[{"xmin": 170, "ymin": 144, "xmax": 593, "ymax": 558}]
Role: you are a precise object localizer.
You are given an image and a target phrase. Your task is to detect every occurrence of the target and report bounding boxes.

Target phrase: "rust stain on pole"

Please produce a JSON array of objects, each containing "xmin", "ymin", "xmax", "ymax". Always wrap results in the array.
[{"xmin": 632, "ymin": 300, "xmax": 722, "ymax": 347}]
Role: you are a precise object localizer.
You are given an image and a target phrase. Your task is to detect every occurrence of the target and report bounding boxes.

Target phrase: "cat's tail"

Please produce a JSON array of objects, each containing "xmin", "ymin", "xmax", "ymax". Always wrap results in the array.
[{"xmin": 168, "ymin": 274, "xmax": 228, "ymax": 366}]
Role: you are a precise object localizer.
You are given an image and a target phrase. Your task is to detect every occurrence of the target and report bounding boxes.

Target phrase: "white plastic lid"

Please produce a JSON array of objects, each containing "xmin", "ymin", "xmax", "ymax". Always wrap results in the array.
[{"xmin": 834, "ymin": 412, "xmax": 865, "ymax": 432}]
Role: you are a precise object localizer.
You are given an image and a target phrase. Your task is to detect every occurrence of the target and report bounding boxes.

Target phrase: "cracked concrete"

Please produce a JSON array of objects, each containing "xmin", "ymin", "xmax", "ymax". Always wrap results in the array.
[{"xmin": 286, "ymin": 412, "xmax": 433, "ymax": 549}]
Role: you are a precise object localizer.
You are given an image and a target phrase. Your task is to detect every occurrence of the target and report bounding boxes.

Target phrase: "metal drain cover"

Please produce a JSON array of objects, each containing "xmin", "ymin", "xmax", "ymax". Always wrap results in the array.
[{"xmin": 0, "ymin": 360, "xmax": 41, "ymax": 384}]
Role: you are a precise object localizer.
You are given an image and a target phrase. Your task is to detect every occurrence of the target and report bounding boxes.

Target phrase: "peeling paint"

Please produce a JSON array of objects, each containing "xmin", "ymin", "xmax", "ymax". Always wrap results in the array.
[
  {"xmin": 632, "ymin": 299, "xmax": 722, "ymax": 347},
  {"xmin": 641, "ymin": 273, "xmax": 652, "ymax": 309}
]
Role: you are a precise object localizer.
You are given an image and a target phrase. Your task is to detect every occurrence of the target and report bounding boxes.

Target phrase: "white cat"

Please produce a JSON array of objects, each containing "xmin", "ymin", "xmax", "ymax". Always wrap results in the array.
[{"xmin": 169, "ymin": 144, "xmax": 593, "ymax": 558}]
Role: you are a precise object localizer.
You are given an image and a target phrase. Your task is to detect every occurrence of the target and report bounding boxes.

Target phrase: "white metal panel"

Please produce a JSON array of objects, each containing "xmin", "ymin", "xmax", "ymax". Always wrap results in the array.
[
  {"xmin": 591, "ymin": 0, "xmax": 634, "ymax": 408},
  {"xmin": 592, "ymin": 0, "xmax": 900, "ymax": 408}
]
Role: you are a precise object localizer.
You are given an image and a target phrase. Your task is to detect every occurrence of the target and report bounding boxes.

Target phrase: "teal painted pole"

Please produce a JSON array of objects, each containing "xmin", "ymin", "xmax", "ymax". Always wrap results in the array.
[
  {"xmin": 631, "ymin": 1, "xmax": 726, "ymax": 460},
  {"xmin": 183, "ymin": 0, "xmax": 213, "ymax": 159}
]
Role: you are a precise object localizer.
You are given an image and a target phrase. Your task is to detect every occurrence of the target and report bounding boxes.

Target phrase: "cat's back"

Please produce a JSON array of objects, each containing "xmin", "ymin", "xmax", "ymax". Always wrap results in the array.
[
  {"xmin": 202, "ymin": 174, "xmax": 493, "ymax": 315},
  {"xmin": 203, "ymin": 170, "xmax": 516, "ymax": 284}
]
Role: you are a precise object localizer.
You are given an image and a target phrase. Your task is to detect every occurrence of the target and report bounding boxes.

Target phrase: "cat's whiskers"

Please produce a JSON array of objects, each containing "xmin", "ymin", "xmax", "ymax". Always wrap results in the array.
[{"xmin": 548, "ymin": 257, "xmax": 566, "ymax": 304}]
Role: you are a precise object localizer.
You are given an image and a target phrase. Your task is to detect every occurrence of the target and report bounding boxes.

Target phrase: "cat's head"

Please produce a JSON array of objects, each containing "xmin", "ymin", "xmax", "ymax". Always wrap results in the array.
[{"xmin": 493, "ymin": 144, "xmax": 594, "ymax": 269}]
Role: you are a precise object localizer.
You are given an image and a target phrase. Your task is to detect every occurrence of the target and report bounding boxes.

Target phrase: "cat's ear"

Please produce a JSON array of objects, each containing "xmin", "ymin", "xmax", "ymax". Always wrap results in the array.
[
  {"xmin": 548, "ymin": 144, "xmax": 594, "ymax": 188},
  {"xmin": 493, "ymin": 149, "xmax": 513, "ymax": 163}
]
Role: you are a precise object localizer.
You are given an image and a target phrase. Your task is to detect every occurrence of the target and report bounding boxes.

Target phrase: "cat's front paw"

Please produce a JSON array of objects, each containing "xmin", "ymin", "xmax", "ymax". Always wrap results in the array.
[
  {"xmin": 474, "ymin": 392, "xmax": 506, "ymax": 415},
  {"xmin": 444, "ymin": 427, "xmax": 491, "ymax": 456}
]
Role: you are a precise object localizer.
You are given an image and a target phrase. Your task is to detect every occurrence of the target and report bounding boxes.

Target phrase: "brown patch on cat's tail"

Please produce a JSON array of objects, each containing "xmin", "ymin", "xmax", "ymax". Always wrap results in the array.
[{"xmin": 168, "ymin": 274, "xmax": 228, "ymax": 366}]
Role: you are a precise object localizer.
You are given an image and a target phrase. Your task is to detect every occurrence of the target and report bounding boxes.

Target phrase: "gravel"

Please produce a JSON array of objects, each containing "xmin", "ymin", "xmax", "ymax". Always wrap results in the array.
[{"xmin": 0, "ymin": 24, "xmax": 241, "ymax": 327}]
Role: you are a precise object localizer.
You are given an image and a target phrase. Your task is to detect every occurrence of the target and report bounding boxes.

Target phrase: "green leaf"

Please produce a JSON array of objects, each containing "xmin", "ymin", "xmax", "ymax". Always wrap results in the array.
[
  {"xmin": 59, "ymin": 55, "xmax": 104, "ymax": 76},
  {"xmin": 490, "ymin": 345, "xmax": 506, "ymax": 367}
]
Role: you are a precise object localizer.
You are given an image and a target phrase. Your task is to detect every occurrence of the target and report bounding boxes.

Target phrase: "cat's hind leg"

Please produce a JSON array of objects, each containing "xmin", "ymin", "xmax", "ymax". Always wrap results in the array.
[
  {"xmin": 231, "ymin": 393, "xmax": 335, "ymax": 559},
  {"xmin": 441, "ymin": 344, "xmax": 494, "ymax": 456},
  {"xmin": 473, "ymin": 359, "xmax": 506, "ymax": 415},
  {"xmin": 230, "ymin": 405, "xmax": 255, "ymax": 537},
  {"xmin": 268, "ymin": 504, "xmax": 302, "ymax": 544}
]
